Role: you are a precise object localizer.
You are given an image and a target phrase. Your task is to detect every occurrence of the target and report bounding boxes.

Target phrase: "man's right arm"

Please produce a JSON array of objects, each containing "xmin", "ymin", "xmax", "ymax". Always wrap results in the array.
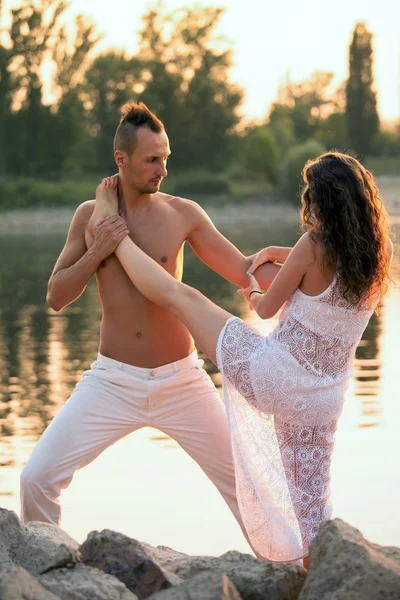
[
  {"xmin": 46, "ymin": 202, "xmax": 103, "ymax": 311},
  {"xmin": 47, "ymin": 201, "xmax": 128, "ymax": 311}
]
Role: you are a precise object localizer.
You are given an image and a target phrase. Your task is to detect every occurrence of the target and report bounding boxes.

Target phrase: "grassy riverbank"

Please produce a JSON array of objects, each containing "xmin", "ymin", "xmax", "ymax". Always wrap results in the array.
[
  {"xmin": 1, "ymin": 155, "xmax": 399, "ymax": 213},
  {"xmin": 0, "ymin": 172, "xmax": 398, "ymax": 236}
]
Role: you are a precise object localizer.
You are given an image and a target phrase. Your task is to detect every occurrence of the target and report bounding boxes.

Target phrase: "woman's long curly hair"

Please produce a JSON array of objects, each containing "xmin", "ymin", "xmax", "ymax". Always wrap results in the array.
[{"xmin": 300, "ymin": 151, "xmax": 391, "ymax": 309}]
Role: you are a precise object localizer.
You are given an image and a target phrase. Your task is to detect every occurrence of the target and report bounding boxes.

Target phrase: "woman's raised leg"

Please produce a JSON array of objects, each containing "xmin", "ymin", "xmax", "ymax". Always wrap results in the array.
[{"xmin": 91, "ymin": 178, "xmax": 234, "ymax": 365}]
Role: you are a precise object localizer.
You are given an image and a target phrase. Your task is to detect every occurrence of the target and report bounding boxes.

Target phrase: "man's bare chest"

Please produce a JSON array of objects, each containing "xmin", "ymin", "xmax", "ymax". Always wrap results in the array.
[
  {"xmin": 85, "ymin": 221, "xmax": 187, "ymax": 284},
  {"xmin": 130, "ymin": 231, "xmax": 181, "ymax": 267},
  {"xmin": 127, "ymin": 214, "xmax": 188, "ymax": 270}
]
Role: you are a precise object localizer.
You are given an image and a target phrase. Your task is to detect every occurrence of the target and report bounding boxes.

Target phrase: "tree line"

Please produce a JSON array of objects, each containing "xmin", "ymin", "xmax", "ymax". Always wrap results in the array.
[
  {"xmin": 0, "ymin": 1, "xmax": 244, "ymax": 178},
  {"xmin": 0, "ymin": 0, "xmax": 398, "ymax": 204}
]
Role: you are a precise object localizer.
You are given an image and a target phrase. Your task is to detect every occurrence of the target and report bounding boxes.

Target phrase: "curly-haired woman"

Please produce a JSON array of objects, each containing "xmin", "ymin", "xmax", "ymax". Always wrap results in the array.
[{"xmin": 91, "ymin": 151, "xmax": 393, "ymax": 568}]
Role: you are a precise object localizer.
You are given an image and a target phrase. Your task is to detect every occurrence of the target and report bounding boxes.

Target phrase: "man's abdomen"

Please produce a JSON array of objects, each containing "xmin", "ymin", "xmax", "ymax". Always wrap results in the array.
[{"xmin": 99, "ymin": 306, "xmax": 195, "ymax": 368}]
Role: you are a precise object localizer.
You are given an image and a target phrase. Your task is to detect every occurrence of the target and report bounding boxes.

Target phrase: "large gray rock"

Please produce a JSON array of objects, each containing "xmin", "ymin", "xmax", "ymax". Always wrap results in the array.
[
  {"xmin": 299, "ymin": 519, "xmax": 400, "ymax": 599},
  {"xmin": 137, "ymin": 544, "xmax": 189, "ymax": 574},
  {"xmin": 80, "ymin": 530, "xmax": 180, "ymax": 598},
  {"xmin": 0, "ymin": 565, "xmax": 61, "ymax": 600},
  {"xmin": 81, "ymin": 532, "xmax": 305, "ymax": 600},
  {"xmin": 0, "ymin": 511, "xmax": 137, "ymax": 599},
  {"xmin": 0, "ymin": 509, "xmax": 80, "ymax": 576},
  {"xmin": 19, "ymin": 522, "xmax": 81, "ymax": 576},
  {"xmin": 147, "ymin": 571, "xmax": 241, "ymax": 600},
  {"xmin": 157, "ymin": 549, "xmax": 305, "ymax": 600},
  {"xmin": 0, "ymin": 509, "xmax": 26, "ymax": 569},
  {"xmin": 39, "ymin": 563, "xmax": 138, "ymax": 600}
]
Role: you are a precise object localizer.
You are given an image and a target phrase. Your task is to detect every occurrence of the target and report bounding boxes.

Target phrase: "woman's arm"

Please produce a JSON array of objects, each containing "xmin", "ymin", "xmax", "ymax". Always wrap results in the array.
[
  {"xmin": 242, "ymin": 234, "xmax": 314, "ymax": 319},
  {"xmin": 243, "ymin": 246, "xmax": 293, "ymax": 292},
  {"xmin": 248, "ymin": 245, "xmax": 293, "ymax": 269}
]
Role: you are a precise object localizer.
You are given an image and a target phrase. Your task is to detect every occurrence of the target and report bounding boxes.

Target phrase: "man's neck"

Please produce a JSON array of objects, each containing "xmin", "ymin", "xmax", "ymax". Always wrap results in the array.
[{"xmin": 118, "ymin": 180, "xmax": 155, "ymax": 215}]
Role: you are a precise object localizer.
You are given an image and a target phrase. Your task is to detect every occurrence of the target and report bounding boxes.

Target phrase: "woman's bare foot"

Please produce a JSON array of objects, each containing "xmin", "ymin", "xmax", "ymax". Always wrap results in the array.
[{"xmin": 88, "ymin": 175, "xmax": 119, "ymax": 235}]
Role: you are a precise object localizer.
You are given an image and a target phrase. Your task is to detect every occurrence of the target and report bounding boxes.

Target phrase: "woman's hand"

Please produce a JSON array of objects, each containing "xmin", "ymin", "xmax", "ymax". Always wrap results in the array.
[
  {"xmin": 249, "ymin": 247, "xmax": 276, "ymax": 274},
  {"xmin": 237, "ymin": 274, "xmax": 262, "ymax": 309}
]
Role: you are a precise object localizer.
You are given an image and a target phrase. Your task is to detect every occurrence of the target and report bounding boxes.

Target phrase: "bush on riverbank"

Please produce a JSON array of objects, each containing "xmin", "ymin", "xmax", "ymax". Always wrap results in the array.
[
  {"xmin": 0, "ymin": 177, "xmax": 96, "ymax": 211},
  {"xmin": 279, "ymin": 140, "xmax": 326, "ymax": 205},
  {"xmin": 0, "ymin": 155, "xmax": 399, "ymax": 212},
  {"xmin": 0, "ymin": 173, "xmax": 276, "ymax": 211},
  {"xmin": 365, "ymin": 156, "xmax": 400, "ymax": 176}
]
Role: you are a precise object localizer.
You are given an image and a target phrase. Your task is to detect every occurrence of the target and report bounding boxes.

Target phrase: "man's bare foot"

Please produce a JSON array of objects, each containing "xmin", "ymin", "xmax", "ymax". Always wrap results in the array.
[{"xmin": 88, "ymin": 175, "xmax": 119, "ymax": 235}]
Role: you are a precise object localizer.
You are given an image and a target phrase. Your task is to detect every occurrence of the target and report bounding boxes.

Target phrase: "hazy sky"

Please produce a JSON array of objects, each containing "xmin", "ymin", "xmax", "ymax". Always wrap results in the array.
[{"xmin": 3, "ymin": 0, "xmax": 400, "ymax": 122}]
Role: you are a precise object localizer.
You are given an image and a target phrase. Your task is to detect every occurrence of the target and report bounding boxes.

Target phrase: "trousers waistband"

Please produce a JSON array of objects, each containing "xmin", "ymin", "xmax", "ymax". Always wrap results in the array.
[{"xmin": 96, "ymin": 349, "xmax": 203, "ymax": 378}]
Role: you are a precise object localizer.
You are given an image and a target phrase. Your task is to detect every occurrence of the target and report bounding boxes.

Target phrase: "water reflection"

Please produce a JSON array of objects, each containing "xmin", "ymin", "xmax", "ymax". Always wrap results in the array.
[
  {"xmin": 0, "ymin": 225, "xmax": 396, "ymax": 446},
  {"xmin": 354, "ymin": 310, "xmax": 382, "ymax": 429},
  {"xmin": 0, "ymin": 217, "xmax": 398, "ymax": 549}
]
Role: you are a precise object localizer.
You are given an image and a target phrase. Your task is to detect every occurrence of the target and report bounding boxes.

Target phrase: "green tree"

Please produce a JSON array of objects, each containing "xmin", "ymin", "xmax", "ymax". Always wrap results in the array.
[
  {"xmin": 345, "ymin": 22, "xmax": 379, "ymax": 157},
  {"xmin": 242, "ymin": 127, "xmax": 280, "ymax": 183},
  {"xmin": 82, "ymin": 51, "xmax": 142, "ymax": 174},
  {"xmin": 0, "ymin": 0, "xmax": 99, "ymax": 177},
  {"xmin": 269, "ymin": 72, "xmax": 337, "ymax": 143},
  {"xmin": 371, "ymin": 127, "xmax": 400, "ymax": 157},
  {"xmin": 279, "ymin": 139, "xmax": 325, "ymax": 203},
  {"xmin": 50, "ymin": 14, "xmax": 100, "ymax": 175},
  {"xmin": 3, "ymin": 0, "xmax": 67, "ymax": 176},
  {"xmin": 82, "ymin": 4, "xmax": 243, "ymax": 174},
  {"xmin": 0, "ymin": 49, "xmax": 11, "ymax": 175},
  {"xmin": 316, "ymin": 112, "xmax": 348, "ymax": 150},
  {"xmin": 267, "ymin": 105, "xmax": 295, "ymax": 155},
  {"xmin": 136, "ymin": 4, "xmax": 243, "ymax": 170}
]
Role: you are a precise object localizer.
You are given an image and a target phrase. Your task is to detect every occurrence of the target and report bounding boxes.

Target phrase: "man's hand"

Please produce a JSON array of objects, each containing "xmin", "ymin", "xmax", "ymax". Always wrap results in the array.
[{"xmin": 90, "ymin": 215, "xmax": 129, "ymax": 262}]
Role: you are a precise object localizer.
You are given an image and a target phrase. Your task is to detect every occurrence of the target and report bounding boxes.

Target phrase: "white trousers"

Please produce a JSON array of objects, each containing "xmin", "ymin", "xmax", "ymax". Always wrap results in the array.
[{"xmin": 20, "ymin": 350, "xmax": 245, "ymax": 537}]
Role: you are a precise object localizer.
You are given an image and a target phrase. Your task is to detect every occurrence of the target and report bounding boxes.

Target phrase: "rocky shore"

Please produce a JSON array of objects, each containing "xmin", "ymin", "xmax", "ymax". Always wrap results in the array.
[{"xmin": 0, "ymin": 508, "xmax": 399, "ymax": 599}]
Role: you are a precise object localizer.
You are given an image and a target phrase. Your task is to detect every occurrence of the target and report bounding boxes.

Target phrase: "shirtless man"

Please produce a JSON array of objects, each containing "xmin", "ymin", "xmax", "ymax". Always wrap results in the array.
[{"xmin": 20, "ymin": 102, "xmax": 274, "ymax": 544}]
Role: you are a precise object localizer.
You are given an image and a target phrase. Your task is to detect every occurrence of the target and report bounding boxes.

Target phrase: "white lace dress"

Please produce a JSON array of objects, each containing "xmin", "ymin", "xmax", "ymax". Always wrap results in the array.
[{"xmin": 216, "ymin": 274, "xmax": 375, "ymax": 562}]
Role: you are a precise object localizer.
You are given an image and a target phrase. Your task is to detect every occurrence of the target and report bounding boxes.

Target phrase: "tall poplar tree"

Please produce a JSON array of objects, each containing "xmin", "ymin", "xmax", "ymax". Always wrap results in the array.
[{"xmin": 345, "ymin": 22, "xmax": 379, "ymax": 156}]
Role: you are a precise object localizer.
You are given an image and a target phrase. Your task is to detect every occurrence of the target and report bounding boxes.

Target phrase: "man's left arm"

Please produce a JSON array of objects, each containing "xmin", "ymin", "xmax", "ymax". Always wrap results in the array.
[{"xmin": 186, "ymin": 202, "xmax": 279, "ymax": 289}]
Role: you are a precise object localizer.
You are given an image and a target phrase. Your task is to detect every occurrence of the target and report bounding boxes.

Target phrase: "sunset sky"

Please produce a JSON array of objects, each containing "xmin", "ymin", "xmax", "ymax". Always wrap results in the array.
[{"xmin": 2, "ymin": 0, "xmax": 400, "ymax": 123}]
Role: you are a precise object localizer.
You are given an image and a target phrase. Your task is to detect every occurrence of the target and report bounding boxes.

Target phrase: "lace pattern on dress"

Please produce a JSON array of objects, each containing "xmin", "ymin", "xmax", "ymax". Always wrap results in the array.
[
  {"xmin": 216, "ymin": 276, "xmax": 374, "ymax": 562},
  {"xmin": 274, "ymin": 316, "xmax": 355, "ymax": 379}
]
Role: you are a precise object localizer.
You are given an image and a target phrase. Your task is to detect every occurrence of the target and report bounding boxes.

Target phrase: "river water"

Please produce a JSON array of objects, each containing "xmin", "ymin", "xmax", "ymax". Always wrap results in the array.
[{"xmin": 0, "ymin": 204, "xmax": 399, "ymax": 555}]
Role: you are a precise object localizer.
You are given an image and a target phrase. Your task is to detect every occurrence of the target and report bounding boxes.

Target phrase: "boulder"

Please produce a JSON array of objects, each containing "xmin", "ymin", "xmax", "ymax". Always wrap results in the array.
[
  {"xmin": 154, "ymin": 549, "xmax": 306, "ymax": 600},
  {"xmin": 0, "ymin": 509, "xmax": 80, "ymax": 576},
  {"xmin": 39, "ymin": 563, "xmax": 138, "ymax": 600},
  {"xmin": 81, "ymin": 532, "xmax": 305, "ymax": 600},
  {"xmin": 80, "ymin": 530, "xmax": 180, "ymax": 598},
  {"xmin": 147, "ymin": 571, "xmax": 241, "ymax": 600},
  {"xmin": 19, "ymin": 522, "xmax": 81, "ymax": 576},
  {"xmin": 299, "ymin": 519, "xmax": 400, "ymax": 600},
  {"xmin": 0, "ymin": 509, "xmax": 26, "ymax": 569},
  {"xmin": 0, "ymin": 511, "xmax": 137, "ymax": 600},
  {"xmin": 0, "ymin": 564, "xmax": 61, "ymax": 600}
]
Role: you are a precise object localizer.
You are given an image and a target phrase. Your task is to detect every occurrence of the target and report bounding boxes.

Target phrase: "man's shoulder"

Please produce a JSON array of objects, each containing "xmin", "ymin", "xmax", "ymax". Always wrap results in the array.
[
  {"xmin": 157, "ymin": 192, "xmax": 206, "ymax": 222},
  {"xmin": 67, "ymin": 200, "xmax": 96, "ymax": 233},
  {"xmin": 73, "ymin": 199, "xmax": 96, "ymax": 221},
  {"xmin": 158, "ymin": 192, "xmax": 196, "ymax": 209},
  {"xmin": 77, "ymin": 199, "xmax": 96, "ymax": 214},
  {"xmin": 163, "ymin": 192, "xmax": 209, "ymax": 218}
]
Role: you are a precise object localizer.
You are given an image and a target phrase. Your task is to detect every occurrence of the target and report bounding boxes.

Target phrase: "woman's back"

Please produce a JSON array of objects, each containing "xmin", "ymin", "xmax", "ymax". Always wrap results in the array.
[{"xmin": 273, "ymin": 254, "xmax": 376, "ymax": 382}]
